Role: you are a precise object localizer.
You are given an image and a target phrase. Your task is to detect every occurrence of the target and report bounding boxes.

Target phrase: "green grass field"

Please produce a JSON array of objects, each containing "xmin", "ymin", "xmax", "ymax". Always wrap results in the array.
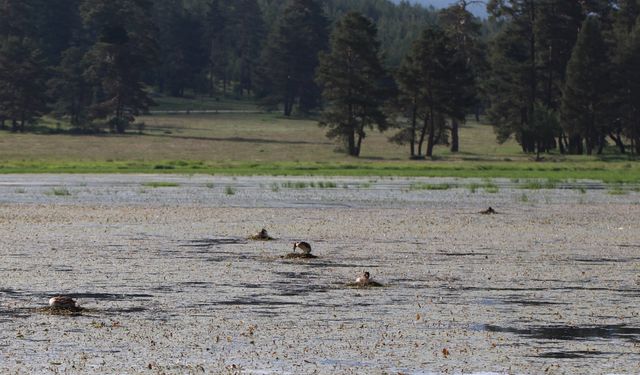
[{"xmin": 0, "ymin": 102, "xmax": 639, "ymax": 182}]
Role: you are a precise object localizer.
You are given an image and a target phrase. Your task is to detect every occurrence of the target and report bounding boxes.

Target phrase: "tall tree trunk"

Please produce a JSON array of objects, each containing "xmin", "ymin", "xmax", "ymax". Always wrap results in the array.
[
  {"xmin": 450, "ymin": 118, "xmax": 459, "ymax": 152},
  {"xmin": 596, "ymin": 133, "xmax": 606, "ymax": 155},
  {"xmin": 417, "ymin": 116, "xmax": 428, "ymax": 157},
  {"xmin": 11, "ymin": 119, "xmax": 17, "ymax": 132},
  {"xmin": 609, "ymin": 132, "xmax": 626, "ymax": 153},
  {"xmin": 284, "ymin": 86, "xmax": 293, "ymax": 116},
  {"xmin": 528, "ymin": 0, "xmax": 537, "ymax": 123},
  {"xmin": 355, "ymin": 123, "xmax": 365, "ymax": 157},
  {"xmin": 209, "ymin": 64, "xmax": 215, "ymax": 98},
  {"xmin": 0, "ymin": 118, "xmax": 4, "ymax": 130},
  {"xmin": 558, "ymin": 131, "xmax": 566, "ymax": 154},
  {"xmin": 409, "ymin": 102, "xmax": 417, "ymax": 157},
  {"xmin": 347, "ymin": 101, "xmax": 356, "ymax": 156},
  {"xmin": 426, "ymin": 107, "xmax": 436, "ymax": 157},
  {"xmin": 568, "ymin": 134, "xmax": 582, "ymax": 154}
]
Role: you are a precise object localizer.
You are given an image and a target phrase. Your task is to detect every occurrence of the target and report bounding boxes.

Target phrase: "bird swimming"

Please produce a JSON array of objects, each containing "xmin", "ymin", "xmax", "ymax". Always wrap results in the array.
[
  {"xmin": 293, "ymin": 241, "xmax": 312, "ymax": 254},
  {"xmin": 356, "ymin": 271, "xmax": 370, "ymax": 285},
  {"xmin": 48, "ymin": 296, "xmax": 77, "ymax": 309},
  {"xmin": 250, "ymin": 228, "xmax": 273, "ymax": 240}
]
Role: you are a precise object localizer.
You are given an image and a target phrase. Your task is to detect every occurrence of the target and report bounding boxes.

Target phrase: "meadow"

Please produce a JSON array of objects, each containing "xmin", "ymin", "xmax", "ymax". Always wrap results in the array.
[{"xmin": 0, "ymin": 97, "xmax": 638, "ymax": 182}]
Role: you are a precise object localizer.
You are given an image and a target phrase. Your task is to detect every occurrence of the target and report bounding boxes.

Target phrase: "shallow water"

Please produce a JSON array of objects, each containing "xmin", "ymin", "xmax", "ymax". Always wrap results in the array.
[{"xmin": 0, "ymin": 175, "xmax": 639, "ymax": 374}]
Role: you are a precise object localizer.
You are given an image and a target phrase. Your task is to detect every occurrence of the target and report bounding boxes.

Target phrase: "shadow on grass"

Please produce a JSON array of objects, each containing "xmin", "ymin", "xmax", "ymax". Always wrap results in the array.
[{"xmin": 143, "ymin": 132, "xmax": 332, "ymax": 146}]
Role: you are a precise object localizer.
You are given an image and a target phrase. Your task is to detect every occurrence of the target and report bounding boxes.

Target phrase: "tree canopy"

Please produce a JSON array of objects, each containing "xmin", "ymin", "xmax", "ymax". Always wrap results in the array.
[{"xmin": 1, "ymin": 0, "xmax": 640, "ymax": 158}]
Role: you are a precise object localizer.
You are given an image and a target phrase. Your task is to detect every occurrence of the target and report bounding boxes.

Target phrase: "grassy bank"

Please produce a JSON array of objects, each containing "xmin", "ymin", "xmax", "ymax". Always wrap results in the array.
[
  {"xmin": 0, "ymin": 160, "xmax": 639, "ymax": 182},
  {"xmin": 0, "ymin": 108, "xmax": 638, "ymax": 182}
]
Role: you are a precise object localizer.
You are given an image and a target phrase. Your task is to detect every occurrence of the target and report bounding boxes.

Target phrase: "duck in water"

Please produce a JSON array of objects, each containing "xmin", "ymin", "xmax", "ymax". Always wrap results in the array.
[
  {"xmin": 250, "ymin": 228, "xmax": 272, "ymax": 240},
  {"xmin": 480, "ymin": 207, "xmax": 496, "ymax": 214},
  {"xmin": 356, "ymin": 271, "xmax": 370, "ymax": 285},
  {"xmin": 48, "ymin": 296, "xmax": 77, "ymax": 308},
  {"xmin": 293, "ymin": 241, "xmax": 312, "ymax": 254}
]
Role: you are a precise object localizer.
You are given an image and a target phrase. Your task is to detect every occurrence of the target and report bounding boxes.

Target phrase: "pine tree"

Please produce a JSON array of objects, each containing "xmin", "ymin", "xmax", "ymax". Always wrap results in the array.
[
  {"xmin": 33, "ymin": 0, "xmax": 84, "ymax": 66},
  {"xmin": 389, "ymin": 49, "xmax": 422, "ymax": 158},
  {"xmin": 438, "ymin": 1, "xmax": 482, "ymax": 153},
  {"xmin": 257, "ymin": 0, "xmax": 328, "ymax": 115},
  {"xmin": 316, "ymin": 12, "xmax": 389, "ymax": 157},
  {"xmin": 612, "ymin": 3, "xmax": 640, "ymax": 154},
  {"xmin": 561, "ymin": 16, "xmax": 611, "ymax": 155},
  {"xmin": 534, "ymin": 1, "xmax": 583, "ymax": 153},
  {"xmin": 229, "ymin": 0, "xmax": 265, "ymax": 97},
  {"xmin": 0, "ymin": 0, "xmax": 35, "ymax": 39},
  {"xmin": 47, "ymin": 47, "xmax": 91, "ymax": 130},
  {"xmin": 81, "ymin": 0, "xmax": 158, "ymax": 133},
  {"xmin": 203, "ymin": 0, "xmax": 229, "ymax": 96},
  {"xmin": 161, "ymin": 7, "xmax": 207, "ymax": 97},
  {"xmin": 391, "ymin": 26, "xmax": 473, "ymax": 158},
  {"xmin": 487, "ymin": 0, "xmax": 543, "ymax": 154},
  {"xmin": 0, "ymin": 36, "xmax": 49, "ymax": 132}
]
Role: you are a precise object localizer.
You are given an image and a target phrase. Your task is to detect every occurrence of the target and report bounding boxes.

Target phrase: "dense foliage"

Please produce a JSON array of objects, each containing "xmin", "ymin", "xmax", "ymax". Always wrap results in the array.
[{"xmin": 1, "ymin": 0, "xmax": 639, "ymax": 158}]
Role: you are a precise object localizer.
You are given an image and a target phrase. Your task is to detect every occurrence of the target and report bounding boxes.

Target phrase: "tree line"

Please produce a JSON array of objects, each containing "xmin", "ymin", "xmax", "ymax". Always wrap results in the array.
[{"xmin": 1, "ymin": 0, "xmax": 639, "ymax": 158}]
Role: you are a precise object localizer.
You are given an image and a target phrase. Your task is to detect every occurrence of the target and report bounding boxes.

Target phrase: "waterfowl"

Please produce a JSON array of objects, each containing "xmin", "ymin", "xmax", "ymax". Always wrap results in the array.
[
  {"xmin": 356, "ymin": 271, "xmax": 370, "ymax": 285},
  {"xmin": 348, "ymin": 271, "xmax": 382, "ymax": 287},
  {"xmin": 250, "ymin": 228, "xmax": 272, "ymax": 240},
  {"xmin": 480, "ymin": 206, "xmax": 496, "ymax": 214},
  {"xmin": 293, "ymin": 241, "xmax": 312, "ymax": 254},
  {"xmin": 48, "ymin": 296, "xmax": 77, "ymax": 308}
]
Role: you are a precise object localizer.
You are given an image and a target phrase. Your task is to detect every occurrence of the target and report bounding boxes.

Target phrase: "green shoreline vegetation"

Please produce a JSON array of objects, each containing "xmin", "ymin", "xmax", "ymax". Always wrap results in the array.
[
  {"xmin": 1, "ymin": 109, "xmax": 638, "ymax": 183},
  {"xmin": 0, "ymin": 160, "xmax": 638, "ymax": 183}
]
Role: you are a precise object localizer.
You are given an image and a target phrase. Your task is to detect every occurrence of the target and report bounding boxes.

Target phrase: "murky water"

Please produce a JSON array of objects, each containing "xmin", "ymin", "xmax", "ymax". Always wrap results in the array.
[{"xmin": 0, "ymin": 175, "xmax": 639, "ymax": 374}]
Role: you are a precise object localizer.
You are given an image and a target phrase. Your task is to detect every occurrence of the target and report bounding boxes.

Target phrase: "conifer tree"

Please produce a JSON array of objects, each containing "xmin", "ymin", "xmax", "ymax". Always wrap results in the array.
[
  {"xmin": 316, "ymin": 12, "xmax": 389, "ymax": 157},
  {"xmin": 0, "ymin": 36, "xmax": 48, "ymax": 132},
  {"xmin": 81, "ymin": 0, "xmax": 157, "ymax": 133},
  {"xmin": 391, "ymin": 26, "xmax": 473, "ymax": 158},
  {"xmin": 438, "ymin": 1, "xmax": 482, "ymax": 152},
  {"xmin": 534, "ymin": 1, "xmax": 583, "ymax": 153},
  {"xmin": 561, "ymin": 16, "xmax": 611, "ymax": 155},
  {"xmin": 612, "ymin": 2, "xmax": 640, "ymax": 153},
  {"xmin": 229, "ymin": 0, "xmax": 265, "ymax": 97},
  {"xmin": 48, "ymin": 47, "xmax": 91, "ymax": 130},
  {"xmin": 487, "ymin": 0, "xmax": 548, "ymax": 154},
  {"xmin": 258, "ymin": 0, "xmax": 328, "ymax": 115},
  {"xmin": 203, "ymin": 0, "xmax": 229, "ymax": 96},
  {"xmin": 0, "ymin": 0, "xmax": 35, "ymax": 39}
]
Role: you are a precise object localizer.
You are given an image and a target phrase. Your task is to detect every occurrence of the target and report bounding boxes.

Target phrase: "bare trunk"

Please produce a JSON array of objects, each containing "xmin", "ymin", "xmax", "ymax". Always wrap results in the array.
[
  {"xmin": 283, "ymin": 84, "xmax": 293, "ymax": 116},
  {"xmin": 409, "ymin": 102, "xmax": 417, "ymax": 157},
  {"xmin": 426, "ymin": 107, "xmax": 436, "ymax": 157},
  {"xmin": 450, "ymin": 118, "xmax": 459, "ymax": 152},
  {"xmin": 609, "ymin": 132, "xmax": 626, "ymax": 153},
  {"xmin": 417, "ymin": 116, "xmax": 428, "ymax": 157},
  {"xmin": 596, "ymin": 133, "xmax": 605, "ymax": 155},
  {"xmin": 355, "ymin": 124, "xmax": 364, "ymax": 157},
  {"xmin": 209, "ymin": 64, "xmax": 215, "ymax": 98},
  {"xmin": 558, "ymin": 131, "xmax": 566, "ymax": 154}
]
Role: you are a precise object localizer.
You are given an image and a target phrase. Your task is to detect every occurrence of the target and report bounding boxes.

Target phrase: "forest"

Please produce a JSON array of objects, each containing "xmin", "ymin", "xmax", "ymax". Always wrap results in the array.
[{"xmin": 1, "ymin": 0, "xmax": 639, "ymax": 158}]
